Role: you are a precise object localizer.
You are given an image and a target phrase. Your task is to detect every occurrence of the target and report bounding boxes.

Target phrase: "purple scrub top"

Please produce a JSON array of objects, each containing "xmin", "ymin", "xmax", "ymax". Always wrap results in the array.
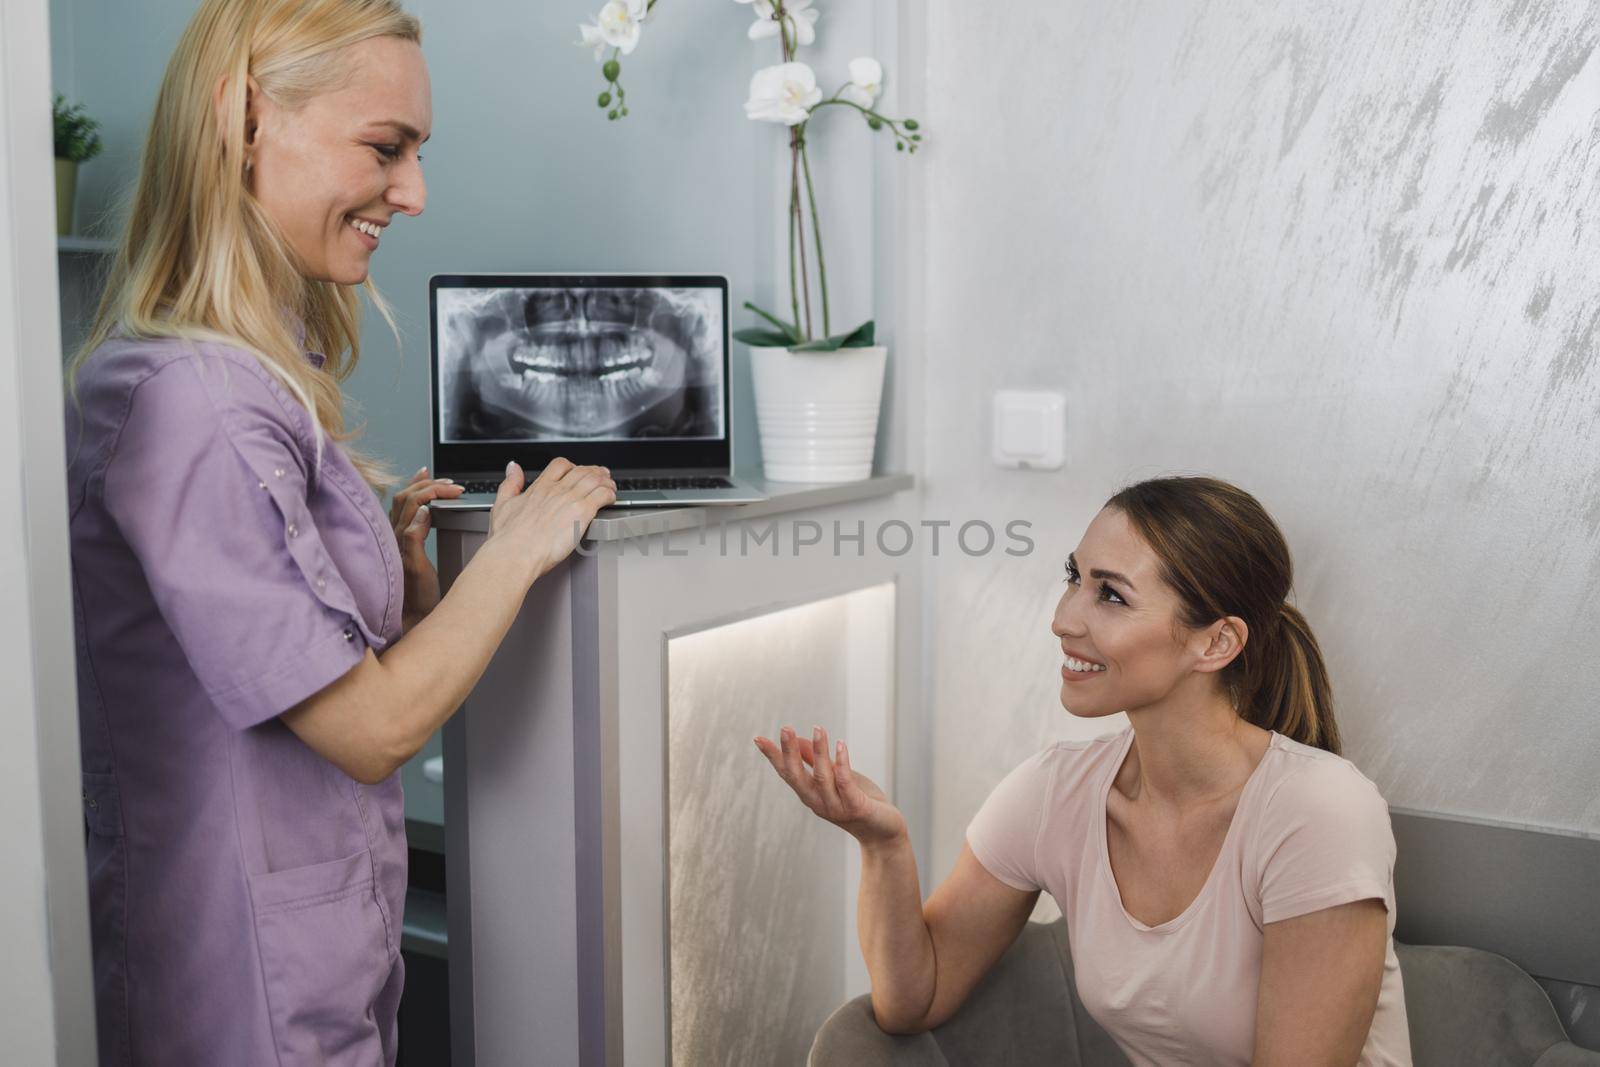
[{"xmin": 66, "ymin": 333, "xmax": 409, "ymax": 1066}]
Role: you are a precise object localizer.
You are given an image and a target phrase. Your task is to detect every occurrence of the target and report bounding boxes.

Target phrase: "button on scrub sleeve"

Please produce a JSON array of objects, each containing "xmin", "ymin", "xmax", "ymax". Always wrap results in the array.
[{"xmin": 102, "ymin": 358, "xmax": 381, "ymax": 730}]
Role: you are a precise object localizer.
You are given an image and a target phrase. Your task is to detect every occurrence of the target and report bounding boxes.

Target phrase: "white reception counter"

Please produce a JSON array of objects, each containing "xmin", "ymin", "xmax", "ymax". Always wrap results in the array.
[{"xmin": 431, "ymin": 473, "xmax": 920, "ymax": 1066}]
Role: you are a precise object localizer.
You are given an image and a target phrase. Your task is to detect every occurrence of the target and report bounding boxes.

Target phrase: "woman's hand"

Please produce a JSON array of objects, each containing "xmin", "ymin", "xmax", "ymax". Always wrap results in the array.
[
  {"xmin": 754, "ymin": 724, "xmax": 908, "ymax": 847},
  {"xmin": 389, "ymin": 466, "xmax": 466, "ymax": 634},
  {"xmin": 484, "ymin": 458, "xmax": 618, "ymax": 584}
]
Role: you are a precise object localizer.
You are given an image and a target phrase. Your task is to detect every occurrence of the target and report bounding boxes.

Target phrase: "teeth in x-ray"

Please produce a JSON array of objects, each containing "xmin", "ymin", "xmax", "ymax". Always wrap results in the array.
[
  {"xmin": 439, "ymin": 285, "xmax": 724, "ymax": 440},
  {"xmin": 509, "ymin": 332, "xmax": 658, "ymax": 377},
  {"xmin": 500, "ymin": 334, "xmax": 683, "ymax": 435}
]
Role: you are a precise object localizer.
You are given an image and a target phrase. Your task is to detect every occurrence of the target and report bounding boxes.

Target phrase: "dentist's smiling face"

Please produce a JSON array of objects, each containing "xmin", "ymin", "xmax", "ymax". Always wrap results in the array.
[
  {"xmin": 1051, "ymin": 507, "xmax": 1229, "ymax": 718},
  {"xmin": 246, "ymin": 35, "xmax": 431, "ymax": 285}
]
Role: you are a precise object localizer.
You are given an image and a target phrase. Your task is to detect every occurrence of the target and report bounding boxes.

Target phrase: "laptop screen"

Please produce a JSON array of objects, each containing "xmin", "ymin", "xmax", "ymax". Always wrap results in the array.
[
  {"xmin": 430, "ymin": 274, "xmax": 731, "ymax": 473},
  {"xmin": 437, "ymin": 283, "xmax": 724, "ymax": 442}
]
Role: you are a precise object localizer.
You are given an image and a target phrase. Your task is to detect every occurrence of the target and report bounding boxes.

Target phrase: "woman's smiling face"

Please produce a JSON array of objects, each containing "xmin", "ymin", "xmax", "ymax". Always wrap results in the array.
[
  {"xmin": 246, "ymin": 35, "xmax": 431, "ymax": 285},
  {"xmin": 1051, "ymin": 506, "xmax": 1229, "ymax": 718}
]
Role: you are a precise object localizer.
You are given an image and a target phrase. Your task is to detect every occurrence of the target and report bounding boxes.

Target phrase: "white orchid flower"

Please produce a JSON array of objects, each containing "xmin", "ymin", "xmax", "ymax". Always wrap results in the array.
[
  {"xmin": 744, "ymin": 62, "xmax": 822, "ymax": 126},
  {"xmin": 577, "ymin": 20, "xmax": 608, "ymax": 62},
  {"xmin": 748, "ymin": 0, "xmax": 819, "ymax": 48},
  {"xmin": 838, "ymin": 56, "xmax": 883, "ymax": 108},
  {"xmin": 595, "ymin": 0, "xmax": 648, "ymax": 55}
]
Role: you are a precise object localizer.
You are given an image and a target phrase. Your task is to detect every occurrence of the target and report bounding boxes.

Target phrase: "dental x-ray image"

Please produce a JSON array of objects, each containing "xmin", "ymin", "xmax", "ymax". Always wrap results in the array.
[{"xmin": 437, "ymin": 286, "xmax": 724, "ymax": 442}]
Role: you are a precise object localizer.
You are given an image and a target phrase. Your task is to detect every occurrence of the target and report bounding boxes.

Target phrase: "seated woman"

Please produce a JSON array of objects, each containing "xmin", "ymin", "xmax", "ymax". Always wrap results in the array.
[{"xmin": 755, "ymin": 475, "xmax": 1412, "ymax": 1065}]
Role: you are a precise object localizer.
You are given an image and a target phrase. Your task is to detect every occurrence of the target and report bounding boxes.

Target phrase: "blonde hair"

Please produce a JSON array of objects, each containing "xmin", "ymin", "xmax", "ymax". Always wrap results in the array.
[{"xmin": 65, "ymin": 0, "xmax": 423, "ymax": 492}]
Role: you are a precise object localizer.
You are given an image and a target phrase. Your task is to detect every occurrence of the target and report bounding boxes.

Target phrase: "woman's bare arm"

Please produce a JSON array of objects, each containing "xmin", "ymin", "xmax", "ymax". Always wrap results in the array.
[
  {"xmin": 754, "ymin": 727, "xmax": 1039, "ymax": 1035},
  {"xmin": 1252, "ymin": 898, "xmax": 1387, "ymax": 1065},
  {"xmin": 281, "ymin": 458, "xmax": 615, "ymax": 783},
  {"xmin": 863, "ymin": 837, "xmax": 1039, "ymax": 1033}
]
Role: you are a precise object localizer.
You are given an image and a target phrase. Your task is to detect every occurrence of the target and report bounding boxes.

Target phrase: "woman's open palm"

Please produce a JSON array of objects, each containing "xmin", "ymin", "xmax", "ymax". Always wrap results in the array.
[{"xmin": 753, "ymin": 725, "xmax": 907, "ymax": 846}]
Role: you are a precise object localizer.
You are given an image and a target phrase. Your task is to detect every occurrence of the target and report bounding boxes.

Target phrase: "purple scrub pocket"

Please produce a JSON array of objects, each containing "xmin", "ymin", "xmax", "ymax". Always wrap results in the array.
[{"xmin": 250, "ymin": 848, "xmax": 395, "ymax": 1065}]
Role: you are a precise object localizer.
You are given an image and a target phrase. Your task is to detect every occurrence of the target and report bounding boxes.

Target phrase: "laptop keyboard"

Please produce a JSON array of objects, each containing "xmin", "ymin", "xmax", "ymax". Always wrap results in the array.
[
  {"xmin": 615, "ymin": 476, "xmax": 735, "ymax": 491},
  {"xmin": 456, "ymin": 475, "xmax": 735, "ymax": 493}
]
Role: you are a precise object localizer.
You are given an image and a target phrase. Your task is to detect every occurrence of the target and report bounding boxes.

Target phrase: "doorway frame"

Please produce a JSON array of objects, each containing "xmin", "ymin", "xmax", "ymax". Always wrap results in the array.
[{"xmin": 0, "ymin": 0, "xmax": 98, "ymax": 1060}]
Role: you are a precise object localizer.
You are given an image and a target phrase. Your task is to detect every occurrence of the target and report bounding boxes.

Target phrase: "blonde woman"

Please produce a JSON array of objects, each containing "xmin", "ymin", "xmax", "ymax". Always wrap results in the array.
[{"xmin": 64, "ymin": 1, "xmax": 615, "ymax": 1062}]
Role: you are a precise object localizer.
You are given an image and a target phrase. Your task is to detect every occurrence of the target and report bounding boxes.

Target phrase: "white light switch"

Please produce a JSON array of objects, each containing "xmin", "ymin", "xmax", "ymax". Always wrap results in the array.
[{"xmin": 992, "ymin": 390, "xmax": 1065, "ymax": 470}]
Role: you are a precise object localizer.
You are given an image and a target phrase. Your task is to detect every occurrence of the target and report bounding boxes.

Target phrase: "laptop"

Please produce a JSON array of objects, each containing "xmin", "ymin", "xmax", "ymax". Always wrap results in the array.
[{"xmin": 426, "ymin": 273, "xmax": 766, "ymax": 508}]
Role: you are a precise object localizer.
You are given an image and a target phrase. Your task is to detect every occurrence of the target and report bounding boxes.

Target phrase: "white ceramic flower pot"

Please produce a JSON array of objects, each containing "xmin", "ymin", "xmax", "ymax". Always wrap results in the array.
[{"xmin": 749, "ymin": 344, "xmax": 888, "ymax": 483}]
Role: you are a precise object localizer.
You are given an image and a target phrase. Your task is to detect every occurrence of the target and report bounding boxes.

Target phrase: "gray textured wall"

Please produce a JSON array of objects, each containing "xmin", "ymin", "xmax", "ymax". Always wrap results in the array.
[
  {"xmin": 664, "ymin": 581, "xmax": 897, "ymax": 1065},
  {"xmin": 668, "ymin": 600, "xmax": 851, "ymax": 1067},
  {"xmin": 921, "ymin": 0, "xmax": 1600, "ymax": 898}
]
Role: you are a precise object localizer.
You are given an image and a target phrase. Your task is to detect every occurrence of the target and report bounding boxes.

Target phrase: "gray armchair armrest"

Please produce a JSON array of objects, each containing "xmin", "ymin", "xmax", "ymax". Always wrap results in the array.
[
  {"xmin": 1396, "ymin": 943, "xmax": 1600, "ymax": 1067},
  {"xmin": 812, "ymin": 926, "xmax": 1600, "ymax": 1066},
  {"xmin": 810, "ymin": 919, "xmax": 1129, "ymax": 1066},
  {"xmin": 809, "ymin": 997, "xmax": 950, "ymax": 1067}
]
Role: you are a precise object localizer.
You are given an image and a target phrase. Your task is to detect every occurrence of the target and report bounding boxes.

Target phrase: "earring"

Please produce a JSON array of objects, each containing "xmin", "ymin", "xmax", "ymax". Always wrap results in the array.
[{"xmin": 244, "ymin": 155, "xmax": 254, "ymax": 173}]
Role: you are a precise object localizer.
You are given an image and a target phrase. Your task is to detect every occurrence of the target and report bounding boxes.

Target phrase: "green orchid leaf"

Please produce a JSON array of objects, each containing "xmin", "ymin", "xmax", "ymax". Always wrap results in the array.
[
  {"xmin": 741, "ymin": 301, "xmax": 803, "ymax": 345},
  {"xmin": 733, "ymin": 327, "xmax": 797, "ymax": 348},
  {"xmin": 838, "ymin": 320, "xmax": 876, "ymax": 347},
  {"xmin": 790, "ymin": 320, "xmax": 876, "ymax": 352}
]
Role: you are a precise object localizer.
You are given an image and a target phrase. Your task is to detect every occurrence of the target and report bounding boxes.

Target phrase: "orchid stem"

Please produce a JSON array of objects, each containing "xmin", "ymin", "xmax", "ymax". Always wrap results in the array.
[
  {"xmin": 779, "ymin": 8, "xmax": 799, "ymax": 334},
  {"xmin": 799, "ymin": 132, "xmax": 829, "ymax": 337},
  {"xmin": 809, "ymin": 97, "xmax": 915, "ymax": 142},
  {"xmin": 774, "ymin": 4, "xmax": 813, "ymax": 341},
  {"xmin": 791, "ymin": 131, "xmax": 813, "ymax": 341},
  {"xmin": 787, "ymin": 161, "xmax": 801, "ymax": 332}
]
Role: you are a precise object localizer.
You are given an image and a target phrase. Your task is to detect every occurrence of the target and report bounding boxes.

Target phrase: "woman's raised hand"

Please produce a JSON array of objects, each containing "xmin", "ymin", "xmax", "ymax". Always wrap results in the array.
[
  {"xmin": 484, "ymin": 457, "xmax": 617, "ymax": 583},
  {"xmin": 754, "ymin": 725, "xmax": 908, "ymax": 847}
]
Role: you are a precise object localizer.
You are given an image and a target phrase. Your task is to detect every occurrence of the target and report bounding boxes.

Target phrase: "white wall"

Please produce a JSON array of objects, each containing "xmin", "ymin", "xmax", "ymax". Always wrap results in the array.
[{"xmin": 919, "ymin": 2, "xmax": 1600, "ymax": 899}]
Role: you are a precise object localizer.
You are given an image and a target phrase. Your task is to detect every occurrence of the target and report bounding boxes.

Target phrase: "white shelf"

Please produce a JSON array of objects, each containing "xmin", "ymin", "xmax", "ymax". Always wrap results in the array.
[
  {"xmin": 431, "ymin": 471, "xmax": 916, "ymax": 538},
  {"xmin": 57, "ymin": 236, "xmax": 115, "ymax": 254}
]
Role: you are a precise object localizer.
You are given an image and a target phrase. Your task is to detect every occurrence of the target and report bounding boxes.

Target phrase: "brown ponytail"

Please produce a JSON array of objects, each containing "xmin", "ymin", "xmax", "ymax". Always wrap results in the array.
[{"xmin": 1104, "ymin": 476, "xmax": 1342, "ymax": 754}]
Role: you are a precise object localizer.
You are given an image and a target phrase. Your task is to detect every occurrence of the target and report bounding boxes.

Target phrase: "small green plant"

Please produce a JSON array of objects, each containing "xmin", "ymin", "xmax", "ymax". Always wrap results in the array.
[{"xmin": 53, "ymin": 93, "xmax": 103, "ymax": 164}]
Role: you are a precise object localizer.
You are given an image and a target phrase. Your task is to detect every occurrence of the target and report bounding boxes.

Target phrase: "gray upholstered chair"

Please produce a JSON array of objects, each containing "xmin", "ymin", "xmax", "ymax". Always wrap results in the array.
[{"xmin": 808, "ymin": 918, "xmax": 1599, "ymax": 1066}]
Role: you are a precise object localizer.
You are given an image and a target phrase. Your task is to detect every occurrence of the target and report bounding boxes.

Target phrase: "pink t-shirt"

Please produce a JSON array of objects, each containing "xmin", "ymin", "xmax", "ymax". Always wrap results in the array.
[{"xmin": 966, "ymin": 727, "xmax": 1412, "ymax": 1066}]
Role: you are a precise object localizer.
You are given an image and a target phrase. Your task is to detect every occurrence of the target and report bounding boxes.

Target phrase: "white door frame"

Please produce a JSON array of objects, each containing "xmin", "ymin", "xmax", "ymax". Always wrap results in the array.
[{"xmin": 0, "ymin": 0, "xmax": 99, "ymax": 1061}]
